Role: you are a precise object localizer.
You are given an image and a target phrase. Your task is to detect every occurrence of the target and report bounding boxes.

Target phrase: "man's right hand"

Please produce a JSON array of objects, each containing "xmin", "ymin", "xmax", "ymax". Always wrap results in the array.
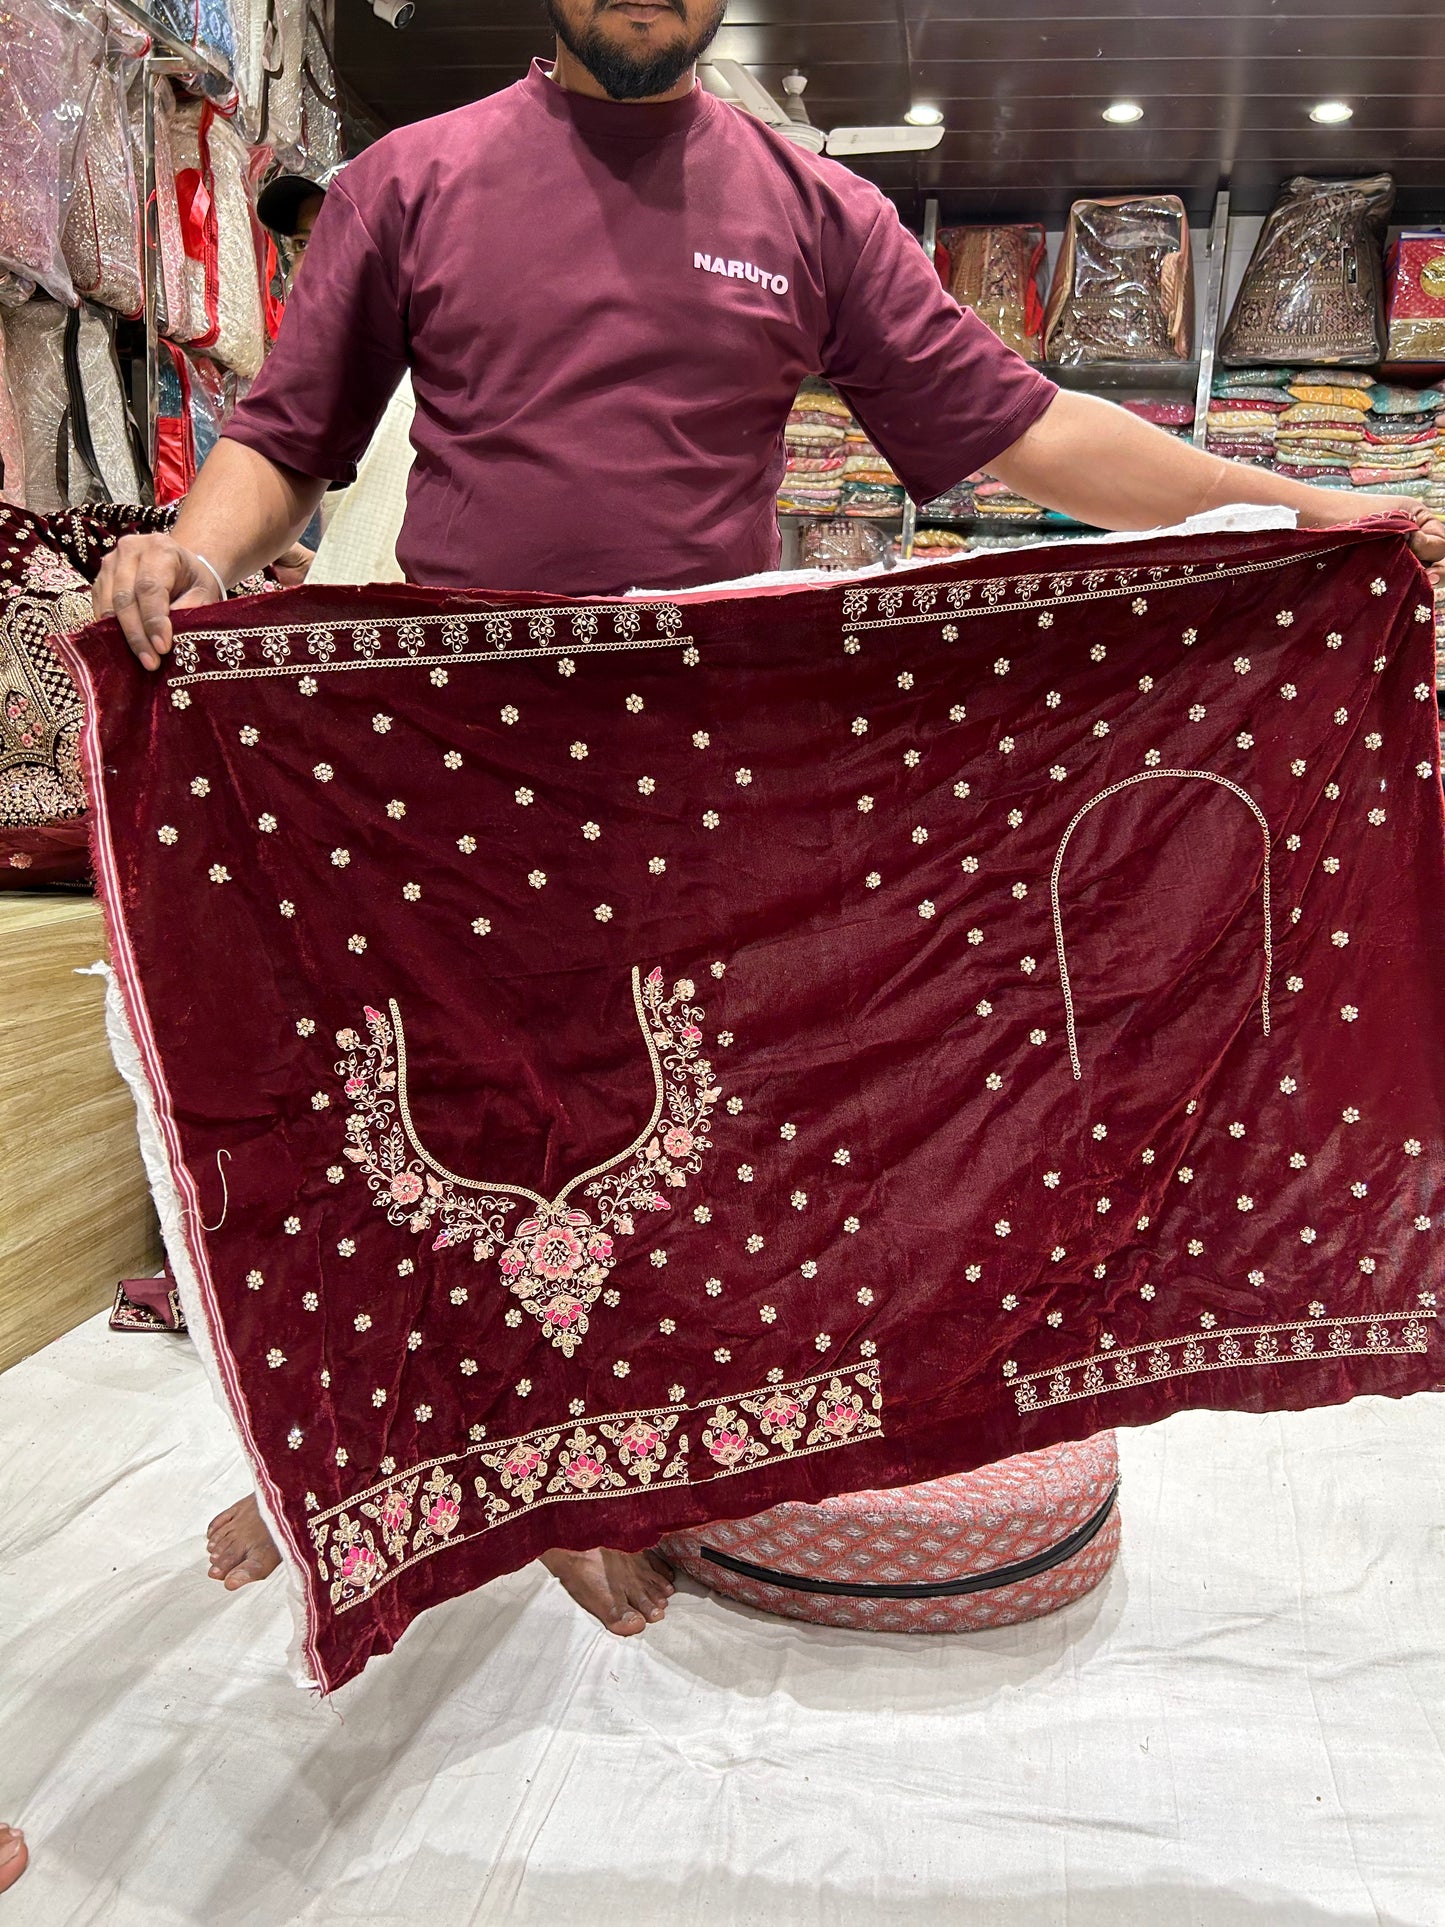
[{"xmin": 92, "ymin": 534, "xmax": 227, "ymax": 672}]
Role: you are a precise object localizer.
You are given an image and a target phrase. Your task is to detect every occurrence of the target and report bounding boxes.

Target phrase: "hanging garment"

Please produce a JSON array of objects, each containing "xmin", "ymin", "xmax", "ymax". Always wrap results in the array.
[
  {"xmin": 60, "ymin": 17, "xmax": 145, "ymax": 318},
  {"xmin": 1220, "ymin": 175, "xmax": 1394, "ymax": 368},
  {"xmin": 1, "ymin": 298, "xmax": 149, "ymax": 513},
  {"xmin": 154, "ymin": 341, "xmax": 198, "ymax": 505},
  {"xmin": 65, "ymin": 520, "xmax": 1445, "ymax": 1693},
  {"xmin": 0, "ymin": 320, "xmax": 25, "ymax": 508},
  {"xmin": 170, "ymin": 100, "xmax": 266, "ymax": 378},
  {"xmin": 0, "ymin": 0, "xmax": 105, "ymax": 304},
  {"xmin": 1043, "ymin": 196, "xmax": 1193, "ymax": 365}
]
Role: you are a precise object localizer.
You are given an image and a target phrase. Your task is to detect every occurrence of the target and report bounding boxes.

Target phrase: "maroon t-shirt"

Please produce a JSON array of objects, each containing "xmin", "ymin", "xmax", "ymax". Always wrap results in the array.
[{"xmin": 227, "ymin": 61, "xmax": 1057, "ymax": 595}]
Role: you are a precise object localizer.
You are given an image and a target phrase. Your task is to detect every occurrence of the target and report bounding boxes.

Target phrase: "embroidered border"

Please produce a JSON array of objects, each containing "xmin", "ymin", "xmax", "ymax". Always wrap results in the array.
[
  {"xmin": 166, "ymin": 602, "xmax": 692, "ymax": 685},
  {"xmin": 305, "ymin": 1359, "xmax": 885, "ymax": 1613},
  {"xmin": 1009, "ymin": 1311, "xmax": 1436, "ymax": 1413},
  {"xmin": 839, "ymin": 547, "xmax": 1355, "ymax": 631}
]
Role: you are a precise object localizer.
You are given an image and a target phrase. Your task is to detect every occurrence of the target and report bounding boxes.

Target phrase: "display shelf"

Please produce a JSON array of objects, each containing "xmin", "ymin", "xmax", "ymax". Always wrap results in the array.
[{"xmin": 1045, "ymin": 359, "xmax": 1198, "ymax": 394}]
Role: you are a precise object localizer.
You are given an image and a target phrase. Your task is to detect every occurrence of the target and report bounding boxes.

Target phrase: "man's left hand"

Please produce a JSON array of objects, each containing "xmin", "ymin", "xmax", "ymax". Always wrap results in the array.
[
  {"xmin": 273, "ymin": 542, "xmax": 316, "ymax": 588},
  {"xmin": 1346, "ymin": 496, "xmax": 1445, "ymax": 583}
]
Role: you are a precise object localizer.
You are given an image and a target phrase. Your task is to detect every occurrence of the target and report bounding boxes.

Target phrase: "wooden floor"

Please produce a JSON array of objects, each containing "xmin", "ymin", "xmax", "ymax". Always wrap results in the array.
[{"xmin": 0, "ymin": 895, "xmax": 160, "ymax": 1372}]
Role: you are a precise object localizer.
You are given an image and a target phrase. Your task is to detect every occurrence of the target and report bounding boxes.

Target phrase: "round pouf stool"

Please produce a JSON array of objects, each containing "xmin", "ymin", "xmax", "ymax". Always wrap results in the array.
[{"xmin": 658, "ymin": 1433, "xmax": 1120, "ymax": 1633}]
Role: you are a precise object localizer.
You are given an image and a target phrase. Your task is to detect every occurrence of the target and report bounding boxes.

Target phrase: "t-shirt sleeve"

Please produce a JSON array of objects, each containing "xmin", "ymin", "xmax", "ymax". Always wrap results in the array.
[
  {"xmin": 223, "ymin": 182, "xmax": 408, "ymax": 487},
  {"xmin": 820, "ymin": 198, "xmax": 1058, "ymax": 505}
]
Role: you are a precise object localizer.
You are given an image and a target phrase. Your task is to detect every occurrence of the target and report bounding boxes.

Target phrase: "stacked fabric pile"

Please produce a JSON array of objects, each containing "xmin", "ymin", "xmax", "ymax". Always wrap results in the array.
[
  {"xmin": 908, "ymin": 526, "xmax": 972, "ymax": 558},
  {"xmin": 1353, "ymin": 383, "xmax": 1443, "ymax": 499},
  {"xmin": 777, "ymin": 382, "xmax": 849, "ymax": 515},
  {"xmin": 1273, "ymin": 371, "xmax": 1376, "ymax": 488},
  {"xmin": 1120, "ymin": 398, "xmax": 1195, "ymax": 440},
  {"xmin": 839, "ymin": 423, "xmax": 905, "ymax": 519},
  {"xmin": 1205, "ymin": 369, "xmax": 1292, "ymax": 465},
  {"xmin": 919, "ymin": 479, "xmax": 977, "ymax": 522}
]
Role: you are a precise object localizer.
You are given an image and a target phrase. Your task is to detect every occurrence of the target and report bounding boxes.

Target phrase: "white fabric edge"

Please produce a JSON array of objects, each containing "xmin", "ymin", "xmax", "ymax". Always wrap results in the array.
[
  {"xmin": 626, "ymin": 502, "xmax": 1300, "ymax": 599},
  {"xmin": 99, "ymin": 963, "xmax": 320, "ymax": 1690}
]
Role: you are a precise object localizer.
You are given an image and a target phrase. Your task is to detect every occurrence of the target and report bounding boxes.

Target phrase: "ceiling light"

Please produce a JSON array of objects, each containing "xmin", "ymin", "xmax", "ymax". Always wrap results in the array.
[
  {"xmin": 1309, "ymin": 100, "xmax": 1353, "ymax": 124},
  {"xmin": 1102, "ymin": 101, "xmax": 1144, "ymax": 125},
  {"xmin": 904, "ymin": 103, "xmax": 943, "ymax": 127}
]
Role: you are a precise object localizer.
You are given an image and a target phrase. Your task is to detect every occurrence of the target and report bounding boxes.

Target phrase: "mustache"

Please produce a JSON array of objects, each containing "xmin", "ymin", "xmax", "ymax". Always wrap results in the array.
[{"xmin": 596, "ymin": 0, "xmax": 687, "ymax": 15}]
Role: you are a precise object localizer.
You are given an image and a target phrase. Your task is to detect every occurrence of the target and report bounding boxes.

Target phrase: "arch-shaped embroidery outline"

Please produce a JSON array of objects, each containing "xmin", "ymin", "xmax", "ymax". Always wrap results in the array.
[
  {"xmin": 1051, "ymin": 769, "xmax": 1272, "ymax": 1081},
  {"xmin": 335, "ymin": 966, "xmax": 720, "ymax": 1354}
]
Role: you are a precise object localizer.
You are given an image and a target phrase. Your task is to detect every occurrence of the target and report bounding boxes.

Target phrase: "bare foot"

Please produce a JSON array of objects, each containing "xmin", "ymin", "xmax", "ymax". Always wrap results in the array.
[
  {"xmin": 206, "ymin": 1493, "xmax": 282, "ymax": 1589},
  {"xmin": 0, "ymin": 1826, "xmax": 28, "ymax": 1894},
  {"xmin": 540, "ymin": 1545, "xmax": 674, "ymax": 1635}
]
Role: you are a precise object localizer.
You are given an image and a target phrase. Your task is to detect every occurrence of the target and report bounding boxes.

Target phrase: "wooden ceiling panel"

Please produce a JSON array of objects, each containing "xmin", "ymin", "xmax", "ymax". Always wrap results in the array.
[{"xmin": 334, "ymin": 0, "xmax": 1445, "ymax": 223}]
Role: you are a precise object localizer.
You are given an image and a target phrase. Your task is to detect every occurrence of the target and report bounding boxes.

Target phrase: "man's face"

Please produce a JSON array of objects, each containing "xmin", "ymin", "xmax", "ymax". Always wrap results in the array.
[
  {"xmin": 544, "ymin": 0, "xmax": 725, "ymax": 101},
  {"xmin": 286, "ymin": 192, "xmax": 327, "ymax": 284}
]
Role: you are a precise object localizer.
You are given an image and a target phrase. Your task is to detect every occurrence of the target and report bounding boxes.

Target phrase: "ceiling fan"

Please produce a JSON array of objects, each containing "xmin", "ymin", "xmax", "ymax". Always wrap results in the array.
[{"xmin": 704, "ymin": 59, "xmax": 945, "ymax": 158}]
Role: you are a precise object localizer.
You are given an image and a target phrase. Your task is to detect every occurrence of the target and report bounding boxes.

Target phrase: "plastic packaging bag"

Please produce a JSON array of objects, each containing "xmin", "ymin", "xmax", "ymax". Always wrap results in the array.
[
  {"xmin": 1043, "ymin": 196, "xmax": 1193, "ymax": 365},
  {"xmin": 937, "ymin": 225, "xmax": 1046, "ymax": 361},
  {"xmin": 62, "ymin": 18, "xmax": 146, "ymax": 317},
  {"xmin": 798, "ymin": 520, "xmax": 888, "ymax": 571},
  {"xmin": 1385, "ymin": 230, "xmax": 1445, "ymax": 363},
  {"xmin": 1, "ymin": 298, "xmax": 147, "ymax": 513},
  {"xmin": 0, "ymin": 0, "xmax": 105, "ymax": 304},
  {"xmin": 1220, "ymin": 174, "xmax": 1393, "ymax": 368}
]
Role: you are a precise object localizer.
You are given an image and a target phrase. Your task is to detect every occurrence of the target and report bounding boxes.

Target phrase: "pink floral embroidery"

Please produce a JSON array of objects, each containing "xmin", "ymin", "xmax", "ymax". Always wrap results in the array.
[{"xmin": 335, "ymin": 967, "xmax": 721, "ymax": 1355}]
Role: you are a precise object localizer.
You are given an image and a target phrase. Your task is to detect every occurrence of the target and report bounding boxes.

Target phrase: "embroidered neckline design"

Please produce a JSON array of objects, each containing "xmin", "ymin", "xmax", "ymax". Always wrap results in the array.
[
  {"xmin": 336, "ymin": 967, "xmax": 720, "ymax": 1355},
  {"xmin": 1051, "ymin": 769, "xmax": 1273, "ymax": 1080}
]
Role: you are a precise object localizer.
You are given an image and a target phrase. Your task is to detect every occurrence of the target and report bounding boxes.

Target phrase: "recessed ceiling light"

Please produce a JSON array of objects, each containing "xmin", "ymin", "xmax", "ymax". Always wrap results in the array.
[
  {"xmin": 905, "ymin": 103, "xmax": 944, "ymax": 127},
  {"xmin": 1102, "ymin": 101, "xmax": 1144, "ymax": 125},
  {"xmin": 1309, "ymin": 100, "xmax": 1353, "ymax": 124}
]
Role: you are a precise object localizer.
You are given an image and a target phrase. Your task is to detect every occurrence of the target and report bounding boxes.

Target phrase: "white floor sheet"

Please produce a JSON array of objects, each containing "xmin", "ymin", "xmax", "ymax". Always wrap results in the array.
[{"xmin": 1, "ymin": 1312, "xmax": 1442, "ymax": 1926}]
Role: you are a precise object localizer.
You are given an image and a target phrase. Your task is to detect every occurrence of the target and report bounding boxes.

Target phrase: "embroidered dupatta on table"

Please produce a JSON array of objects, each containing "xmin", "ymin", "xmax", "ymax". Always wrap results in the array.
[{"xmin": 64, "ymin": 521, "xmax": 1445, "ymax": 1692}]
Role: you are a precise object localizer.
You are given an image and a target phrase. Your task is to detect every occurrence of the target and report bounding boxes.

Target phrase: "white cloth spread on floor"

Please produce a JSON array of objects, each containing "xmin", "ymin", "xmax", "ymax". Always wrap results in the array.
[{"xmin": 0, "ymin": 1312, "xmax": 1441, "ymax": 1924}]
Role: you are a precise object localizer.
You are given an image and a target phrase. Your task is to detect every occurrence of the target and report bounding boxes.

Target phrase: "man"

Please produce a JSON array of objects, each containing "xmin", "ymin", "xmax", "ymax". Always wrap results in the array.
[
  {"xmin": 257, "ymin": 167, "xmax": 417, "ymax": 584},
  {"xmin": 98, "ymin": 0, "xmax": 1445, "ymax": 1639}
]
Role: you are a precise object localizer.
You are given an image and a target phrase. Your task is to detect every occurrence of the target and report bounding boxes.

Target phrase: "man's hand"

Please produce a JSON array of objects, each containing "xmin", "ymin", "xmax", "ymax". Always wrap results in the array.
[
  {"xmin": 1365, "ymin": 498, "xmax": 1445, "ymax": 582},
  {"xmin": 93, "ymin": 534, "xmax": 226, "ymax": 672},
  {"xmin": 272, "ymin": 541, "xmax": 316, "ymax": 589}
]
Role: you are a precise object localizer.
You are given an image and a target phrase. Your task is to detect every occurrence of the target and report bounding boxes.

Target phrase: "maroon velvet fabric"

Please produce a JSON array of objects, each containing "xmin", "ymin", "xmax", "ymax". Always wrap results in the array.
[{"xmin": 64, "ymin": 521, "xmax": 1445, "ymax": 1690}]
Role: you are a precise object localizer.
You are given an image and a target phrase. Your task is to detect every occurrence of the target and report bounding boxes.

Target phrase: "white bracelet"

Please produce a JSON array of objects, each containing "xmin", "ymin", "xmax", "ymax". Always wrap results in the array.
[{"xmin": 191, "ymin": 551, "xmax": 228, "ymax": 601}]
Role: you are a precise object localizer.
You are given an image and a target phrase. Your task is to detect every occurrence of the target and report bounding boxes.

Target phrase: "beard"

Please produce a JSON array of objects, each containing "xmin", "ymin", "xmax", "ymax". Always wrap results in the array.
[{"xmin": 544, "ymin": 0, "xmax": 725, "ymax": 101}]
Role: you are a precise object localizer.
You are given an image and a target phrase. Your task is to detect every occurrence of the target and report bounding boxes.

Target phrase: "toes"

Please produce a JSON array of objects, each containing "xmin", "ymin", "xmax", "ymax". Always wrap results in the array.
[{"xmin": 607, "ymin": 1607, "xmax": 649, "ymax": 1637}]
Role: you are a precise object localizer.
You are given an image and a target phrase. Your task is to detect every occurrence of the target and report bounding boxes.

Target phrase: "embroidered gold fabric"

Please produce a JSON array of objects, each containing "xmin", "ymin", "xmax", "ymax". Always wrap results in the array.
[{"xmin": 1220, "ymin": 174, "xmax": 1394, "ymax": 369}]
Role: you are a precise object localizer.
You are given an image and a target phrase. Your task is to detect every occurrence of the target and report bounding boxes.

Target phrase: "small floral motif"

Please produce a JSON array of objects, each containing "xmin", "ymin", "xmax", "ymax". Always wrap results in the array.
[
  {"xmin": 1233, "ymin": 657, "xmax": 1251, "ymax": 675},
  {"xmin": 208, "ymin": 864, "xmax": 230, "ymax": 884},
  {"xmin": 348, "ymin": 935, "xmax": 367, "ymax": 954},
  {"xmin": 313, "ymin": 762, "xmax": 332, "ymax": 781},
  {"xmin": 976, "ymin": 999, "xmax": 993, "ymax": 1016},
  {"xmin": 472, "ymin": 917, "xmax": 492, "ymax": 936},
  {"xmin": 528, "ymin": 870, "xmax": 547, "ymax": 889},
  {"xmin": 648, "ymin": 855, "xmax": 666, "ymax": 874},
  {"xmin": 1367, "ymin": 809, "xmax": 1386, "ymax": 827},
  {"xmin": 1236, "ymin": 733, "xmax": 1254, "ymax": 750},
  {"xmin": 903, "ymin": 750, "xmax": 921, "ymax": 768},
  {"xmin": 1189, "ymin": 705, "xmax": 1206, "ymax": 722},
  {"xmin": 330, "ymin": 848, "xmax": 351, "ymax": 869},
  {"xmin": 1007, "ymin": 809, "xmax": 1024, "ymax": 829},
  {"xmin": 638, "ymin": 777, "xmax": 656, "ymax": 796},
  {"xmin": 626, "ymin": 694, "xmax": 644, "ymax": 713},
  {"xmin": 240, "ymin": 726, "xmax": 260, "ymax": 746},
  {"xmin": 1045, "ymin": 690, "xmax": 1062, "ymax": 709},
  {"xmin": 1187, "ymin": 1240, "xmax": 1204, "ymax": 1257},
  {"xmin": 1291, "ymin": 759, "xmax": 1306, "ymax": 776},
  {"xmin": 191, "ymin": 777, "xmax": 211, "ymax": 797},
  {"xmin": 1370, "ymin": 578, "xmax": 1387, "ymax": 595},
  {"xmin": 1405, "ymin": 1138, "xmax": 1422, "ymax": 1157},
  {"xmin": 844, "ymin": 1216, "xmax": 860, "ymax": 1233},
  {"xmin": 994, "ymin": 1219, "xmax": 1011, "ymax": 1237},
  {"xmin": 594, "ymin": 904, "xmax": 613, "ymax": 922},
  {"xmin": 1280, "ymin": 1076, "xmax": 1298, "ymax": 1094},
  {"xmin": 702, "ymin": 810, "xmax": 720, "ymax": 830},
  {"xmin": 158, "ymin": 825, "xmax": 178, "ymax": 845},
  {"xmin": 1365, "ymin": 732, "xmax": 1382, "ymax": 751},
  {"xmin": 1340, "ymin": 1005, "xmax": 1358, "ymax": 1022},
  {"xmin": 857, "ymin": 795, "xmax": 874, "ymax": 813}
]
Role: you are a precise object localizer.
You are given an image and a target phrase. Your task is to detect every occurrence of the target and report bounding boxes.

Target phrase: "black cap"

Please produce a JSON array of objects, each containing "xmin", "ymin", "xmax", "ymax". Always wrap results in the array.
[{"xmin": 256, "ymin": 172, "xmax": 335, "ymax": 237}]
